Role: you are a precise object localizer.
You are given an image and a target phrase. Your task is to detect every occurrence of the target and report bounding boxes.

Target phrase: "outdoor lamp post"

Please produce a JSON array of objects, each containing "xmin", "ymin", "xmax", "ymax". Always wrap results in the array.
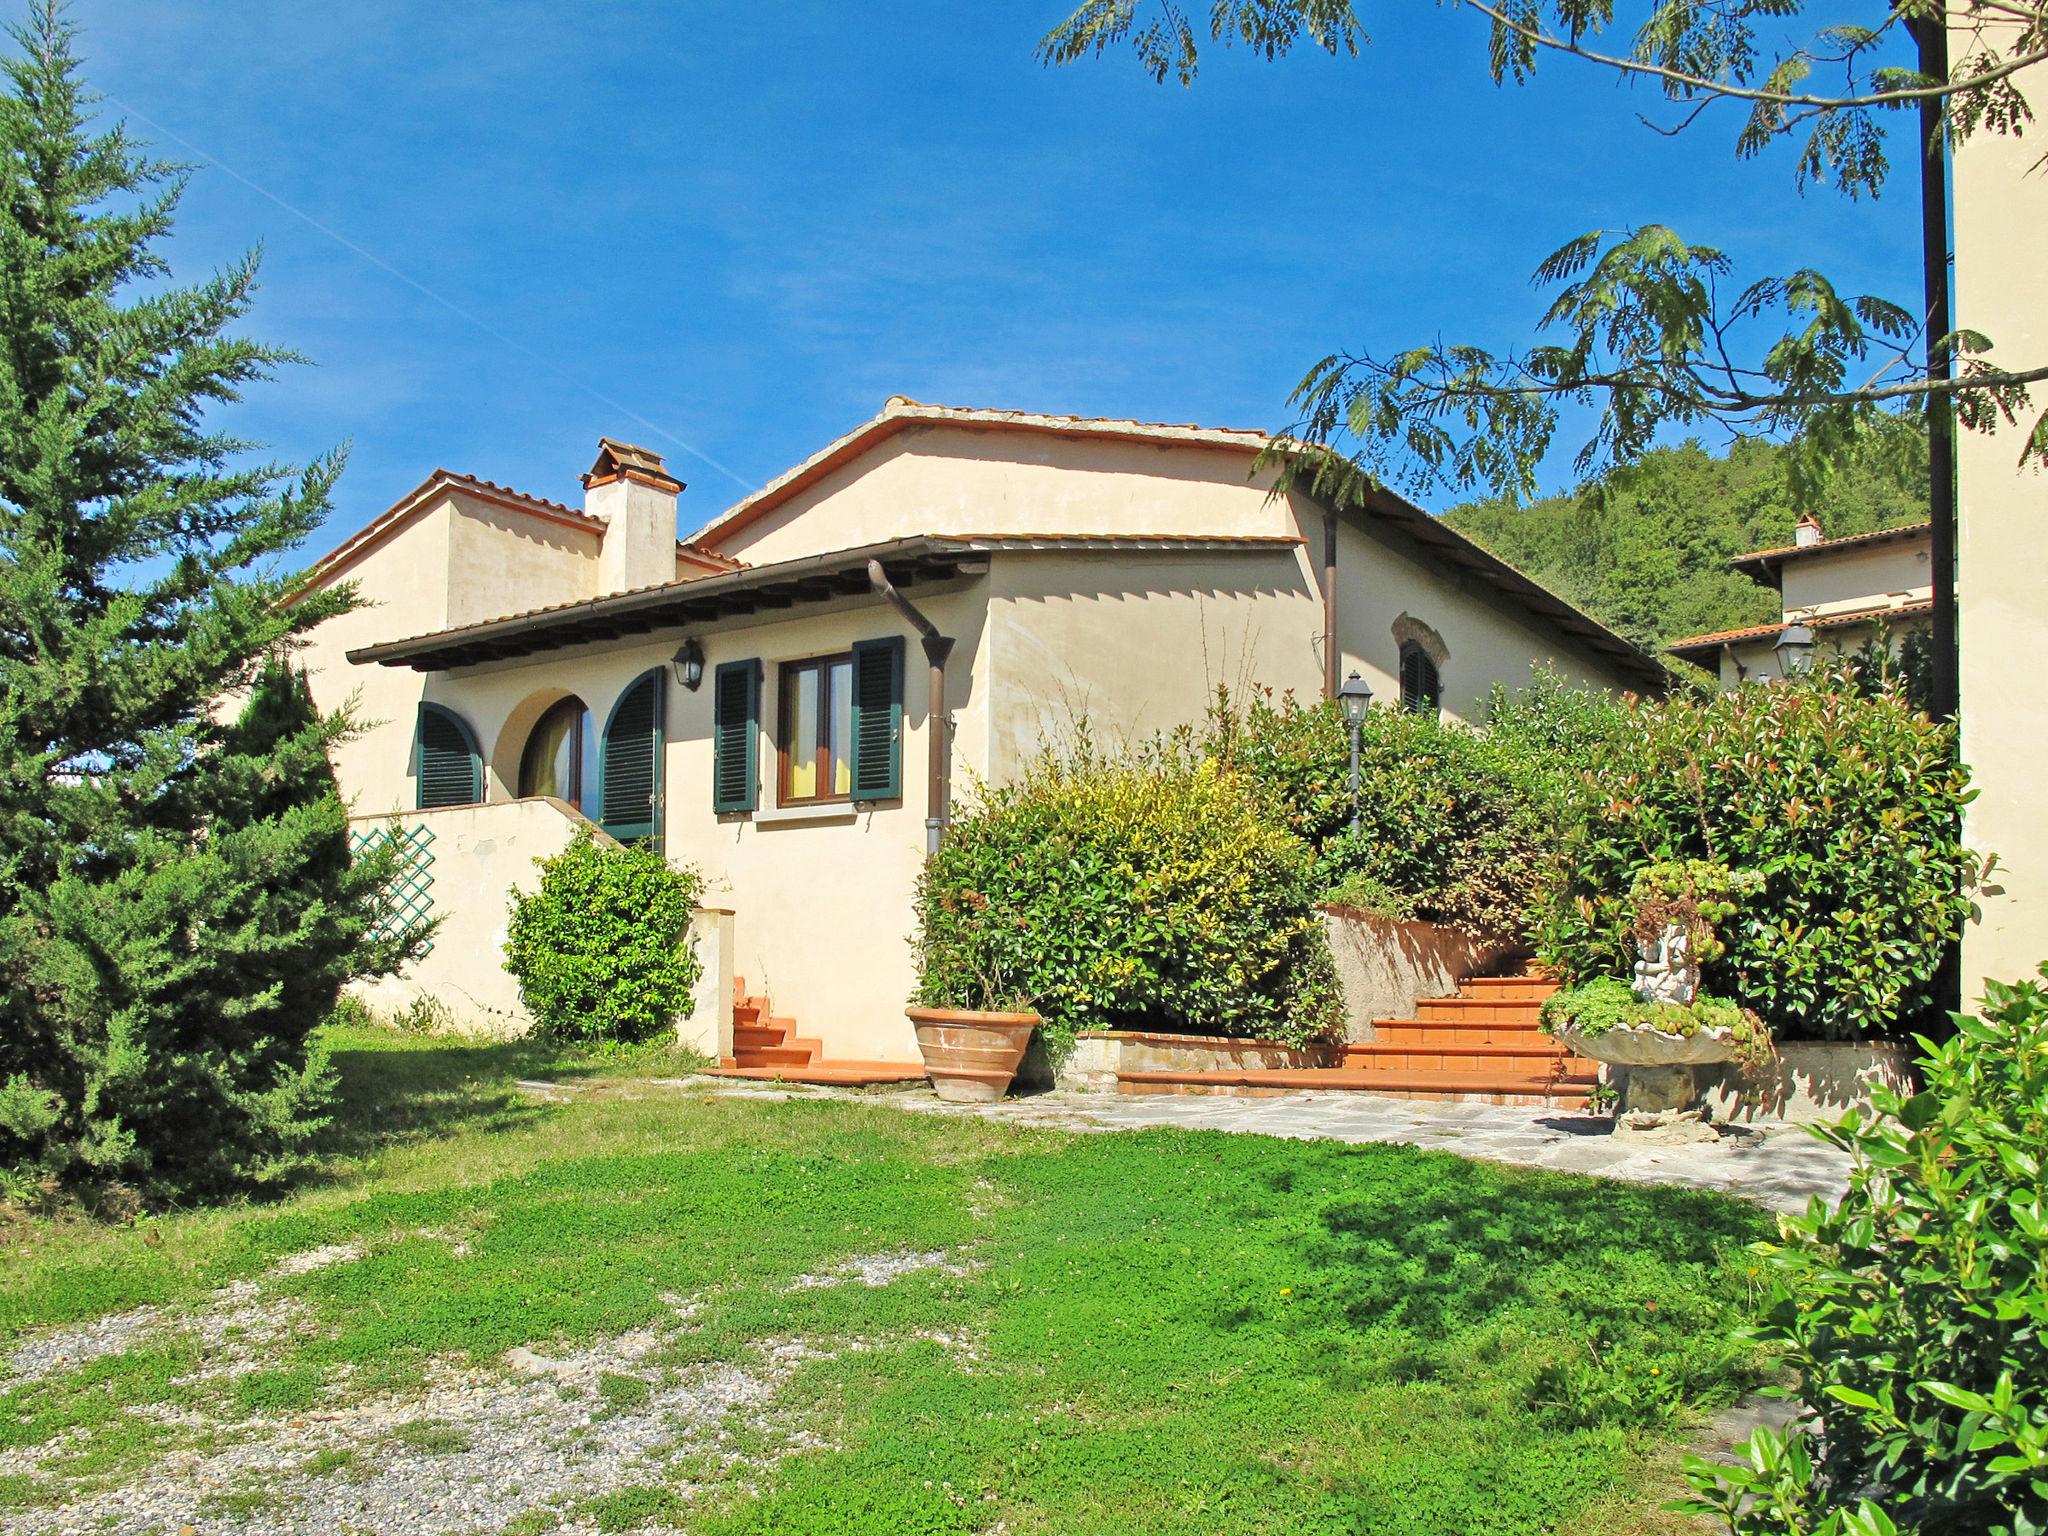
[
  {"xmin": 670, "ymin": 636, "xmax": 705, "ymax": 691},
  {"xmin": 1773, "ymin": 623, "xmax": 1815, "ymax": 678},
  {"xmin": 1338, "ymin": 670, "xmax": 1374, "ymax": 835}
]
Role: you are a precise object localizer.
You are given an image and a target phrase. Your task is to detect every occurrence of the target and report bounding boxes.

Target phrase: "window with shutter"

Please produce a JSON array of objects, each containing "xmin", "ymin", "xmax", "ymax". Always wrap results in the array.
[
  {"xmin": 1399, "ymin": 641, "xmax": 1442, "ymax": 714},
  {"xmin": 599, "ymin": 668, "xmax": 665, "ymax": 845},
  {"xmin": 849, "ymin": 635, "xmax": 904, "ymax": 802},
  {"xmin": 416, "ymin": 703, "xmax": 482, "ymax": 808},
  {"xmin": 712, "ymin": 659, "xmax": 760, "ymax": 813}
]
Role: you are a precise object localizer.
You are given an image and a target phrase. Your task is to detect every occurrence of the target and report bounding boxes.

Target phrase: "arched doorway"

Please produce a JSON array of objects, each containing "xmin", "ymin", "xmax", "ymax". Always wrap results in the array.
[{"xmin": 518, "ymin": 695, "xmax": 595, "ymax": 810}]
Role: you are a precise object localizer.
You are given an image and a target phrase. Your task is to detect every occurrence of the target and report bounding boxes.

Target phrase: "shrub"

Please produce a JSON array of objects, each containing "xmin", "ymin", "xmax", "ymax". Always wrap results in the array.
[
  {"xmin": 1677, "ymin": 968, "xmax": 2048, "ymax": 1536},
  {"xmin": 913, "ymin": 747, "xmax": 1342, "ymax": 1053},
  {"xmin": 505, "ymin": 830, "xmax": 704, "ymax": 1045},
  {"xmin": 1532, "ymin": 664, "xmax": 1974, "ymax": 1040},
  {"xmin": 1198, "ymin": 684, "xmax": 1562, "ymax": 936}
]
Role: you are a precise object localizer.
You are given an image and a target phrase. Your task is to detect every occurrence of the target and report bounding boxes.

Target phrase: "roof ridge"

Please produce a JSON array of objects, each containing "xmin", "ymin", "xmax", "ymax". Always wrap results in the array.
[{"xmin": 1733, "ymin": 519, "xmax": 1933, "ymax": 564}]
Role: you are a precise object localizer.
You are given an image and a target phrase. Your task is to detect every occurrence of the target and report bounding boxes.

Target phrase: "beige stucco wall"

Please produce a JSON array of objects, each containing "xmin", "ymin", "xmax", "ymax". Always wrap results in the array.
[
  {"xmin": 298, "ymin": 501, "xmax": 456, "ymax": 816},
  {"xmin": 402, "ymin": 580, "xmax": 991, "ymax": 1063},
  {"xmin": 705, "ymin": 424, "xmax": 1292, "ymax": 565},
  {"xmin": 1953, "ymin": 54, "xmax": 2048, "ymax": 1000},
  {"xmin": 348, "ymin": 797, "xmax": 593, "ymax": 1033},
  {"xmin": 1328, "ymin": 511, "xmax": 1633, "ymax": 719},
  {"xmin": 348, "ymin": 797, "xmax": 733, "ymax": 1050},
  {"xmin": 442, "ymin": 492, "xmax": 599, "ymax": 627},
  {"xmin": 1779, "ymin": 541, "xmax": 1932, "ymax": 618},
  {"xmin": 980, "ymin": 544, "xmax": 1323, "ymax": 775},
  {"xmin": 302, "ymin": 487, "xmax": 609, "ymax": 815}
]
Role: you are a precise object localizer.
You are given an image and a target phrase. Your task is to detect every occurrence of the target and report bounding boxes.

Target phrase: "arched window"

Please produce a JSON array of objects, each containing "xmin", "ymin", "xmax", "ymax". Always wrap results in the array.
[
  {"xmin": 415, "ymin": 702, "xmax": 482, "ymax": 809},
  {"xmin": 519, "ymin": 696, "xmax": 593, "ymax": 809},
  {"xmin": 1399, "ymin": 641, "xmax": 1441, "ymax": 714}
]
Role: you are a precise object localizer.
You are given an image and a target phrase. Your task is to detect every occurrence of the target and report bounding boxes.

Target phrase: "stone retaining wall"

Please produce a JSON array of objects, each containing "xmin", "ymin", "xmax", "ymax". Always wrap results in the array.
[{"xmin": 1318, "ymin": 905, "xmax": 1521, "ymax": 1041}]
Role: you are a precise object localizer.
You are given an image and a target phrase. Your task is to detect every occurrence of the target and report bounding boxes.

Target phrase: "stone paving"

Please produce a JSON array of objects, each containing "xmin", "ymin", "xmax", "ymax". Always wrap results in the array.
[{"xmin": 671, "ymin": 1079, "xmax": 1853, "ymax": 1214}]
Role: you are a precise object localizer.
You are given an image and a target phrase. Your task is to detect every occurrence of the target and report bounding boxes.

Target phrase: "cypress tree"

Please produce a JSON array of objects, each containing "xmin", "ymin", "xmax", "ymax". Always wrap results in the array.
[{"xmin": 0, "ymin": 5, "xmax": 405, "ymax": 1202}]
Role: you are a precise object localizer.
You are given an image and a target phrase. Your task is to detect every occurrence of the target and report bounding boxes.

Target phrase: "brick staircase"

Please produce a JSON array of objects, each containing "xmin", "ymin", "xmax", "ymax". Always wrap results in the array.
[
  {"xmin": 698, "ymin": 978, "xmax": 925, "ymax": 1088},
  {"xmin": 1117, "ymin": 971, "xmax": 1599, "ymax": 1107}
]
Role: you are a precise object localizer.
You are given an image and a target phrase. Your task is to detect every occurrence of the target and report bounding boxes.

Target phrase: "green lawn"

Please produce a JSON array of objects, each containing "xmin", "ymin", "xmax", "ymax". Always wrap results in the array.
[{"xmin": 0, "ymin": 1027, "xmax": 1771, "ymax": 1534}]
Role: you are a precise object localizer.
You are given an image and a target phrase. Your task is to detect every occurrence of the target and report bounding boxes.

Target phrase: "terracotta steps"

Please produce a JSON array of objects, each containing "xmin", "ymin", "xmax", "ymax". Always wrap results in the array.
[
  {"xmin": 1113, "ymin": 970, "xmax": 1598, "ymax": 1107},
  {"xmin": 699, "ymin": 977, "xmax": 924, "ymax": 1088}
]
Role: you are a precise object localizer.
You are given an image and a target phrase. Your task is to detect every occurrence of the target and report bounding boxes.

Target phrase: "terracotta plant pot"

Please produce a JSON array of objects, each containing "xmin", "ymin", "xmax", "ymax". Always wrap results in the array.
[{"xmin": 906, "ymin": 1007, "xmax": 1041, "ymax": 1103}]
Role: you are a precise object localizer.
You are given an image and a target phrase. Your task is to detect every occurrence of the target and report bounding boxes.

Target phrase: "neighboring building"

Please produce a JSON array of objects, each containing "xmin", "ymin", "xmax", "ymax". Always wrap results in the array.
[
  {"xmin": 299, "ymin": 398, "xmax": 1661, "ymax": 1061},
  {"xmin": 1666, "ymin": 514, "xmax": 1934, "ymax": 684},
  {"xmin": 1952, "ymin": 49, "xmax": 2048, "ymax": 1002}
]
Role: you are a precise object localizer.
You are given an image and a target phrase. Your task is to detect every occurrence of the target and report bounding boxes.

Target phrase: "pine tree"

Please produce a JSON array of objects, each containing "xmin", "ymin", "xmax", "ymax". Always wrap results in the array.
[{"xmin": 0, "ymin": 5, "xmax": 403, "ymax": 1202}]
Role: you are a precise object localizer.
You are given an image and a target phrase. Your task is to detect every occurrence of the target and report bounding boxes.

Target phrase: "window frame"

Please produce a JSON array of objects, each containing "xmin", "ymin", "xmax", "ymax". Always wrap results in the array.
[{"xmin": 776, "ymin": 651, "xmax": 856, "ymax": 808}]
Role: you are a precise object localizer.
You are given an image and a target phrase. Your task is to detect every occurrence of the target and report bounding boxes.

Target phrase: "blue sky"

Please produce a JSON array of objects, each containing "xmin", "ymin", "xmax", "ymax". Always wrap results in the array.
[{"xmin": 74, "ymin": 1, "xmax": 1922, "ymax": 555}]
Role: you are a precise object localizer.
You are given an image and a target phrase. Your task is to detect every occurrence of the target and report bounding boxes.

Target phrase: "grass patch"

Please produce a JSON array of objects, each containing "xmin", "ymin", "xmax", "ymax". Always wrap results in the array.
[
  {"xmin": 233, "ymin": 1364, "xmax": 324, "ymax": 1415},
  {"xmin": 596, "ymin": 1370, "xmax": 653, "ymax": 1413},
  {"xmin": 0, "ymin": 1024, "xmax": 1772, "ymax": 1533},
  {"xmin": 393, "ymin": 1419, "xmax": 471, "ymax": 1455},
  {"xmin": 299, "ymin": 1446, "xmax": 357, "ymax": 1478},
  {"xmin": 197, "ymin": 1483, "xmax": 284, "ymax": 1520},
  {"xmin": 582, "ymin": 1482, "xmax": 689, "ymax": 1531}
]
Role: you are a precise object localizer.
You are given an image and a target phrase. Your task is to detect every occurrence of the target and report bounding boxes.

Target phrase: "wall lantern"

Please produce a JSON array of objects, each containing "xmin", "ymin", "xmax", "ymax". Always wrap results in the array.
[
  {"xmin": 671, "ymin": 636, "xmax": 706, "ymax": 691},
  {"xmin": 1337, "ymin": 671, "xmax": 1374, "ymax": 834},
  {"xmin": 1773, "ymin": 623, "xmax": 1815, "ymax": 677}
]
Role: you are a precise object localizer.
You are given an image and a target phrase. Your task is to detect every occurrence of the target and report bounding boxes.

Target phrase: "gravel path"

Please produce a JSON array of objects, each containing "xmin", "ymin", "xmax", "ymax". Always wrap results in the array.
[{"xmin": 0, "ymin": 1251, "xmax": 944, "ymax": 1536}]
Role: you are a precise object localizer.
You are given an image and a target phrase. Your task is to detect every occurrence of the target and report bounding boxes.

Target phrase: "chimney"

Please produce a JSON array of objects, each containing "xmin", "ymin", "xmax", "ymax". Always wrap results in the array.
[
  {"xmin": 583, "ymin": 438, "xmax": 683, "ymax": 594},
  {"xmin": 1794, "ymin": 512, "xmax": 1825, "ymax": 548}
]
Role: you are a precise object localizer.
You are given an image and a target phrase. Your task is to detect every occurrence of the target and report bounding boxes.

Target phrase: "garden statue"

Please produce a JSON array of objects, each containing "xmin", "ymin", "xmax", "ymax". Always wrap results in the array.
[{"xmin": 1632, "ymin": 923, "xmax": 1699, "ymax": 1006}]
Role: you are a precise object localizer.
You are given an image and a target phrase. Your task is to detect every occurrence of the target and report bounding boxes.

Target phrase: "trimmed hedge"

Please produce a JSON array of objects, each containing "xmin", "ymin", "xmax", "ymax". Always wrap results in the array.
[
  {"xmin": 913, "ymin": 749, "xmax": 1342, "ymax": 1054},
  {"xmin": 505, "ymin": 829, "xmax": 705, "ymax": 1045}
]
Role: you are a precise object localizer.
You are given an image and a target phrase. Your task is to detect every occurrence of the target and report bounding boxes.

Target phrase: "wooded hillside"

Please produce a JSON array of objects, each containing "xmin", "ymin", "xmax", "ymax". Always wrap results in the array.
[{"xmin": 1442, "ymin": 433, "xmax": 1930, "ymax": 651}]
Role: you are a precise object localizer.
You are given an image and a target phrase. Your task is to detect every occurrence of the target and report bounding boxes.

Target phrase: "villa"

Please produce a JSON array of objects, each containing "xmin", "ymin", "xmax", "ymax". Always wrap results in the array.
[
  {"xmin": 1668, "ymin": 514, "xmax": 1935, "ymax": 684},
  {"xmin": 301, "ymin": 397, "xmax": 1661, "ymax": 1066}
]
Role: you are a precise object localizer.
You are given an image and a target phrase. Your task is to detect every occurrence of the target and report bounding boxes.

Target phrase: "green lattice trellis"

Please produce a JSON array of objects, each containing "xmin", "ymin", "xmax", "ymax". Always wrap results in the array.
[{"xmin": 351, "ymin": 821, "xmax": 436, "ymax": 953}]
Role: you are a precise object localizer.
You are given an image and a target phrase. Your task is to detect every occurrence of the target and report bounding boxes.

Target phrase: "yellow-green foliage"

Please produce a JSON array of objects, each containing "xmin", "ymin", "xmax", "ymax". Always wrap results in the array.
[{"xmin": 915, "ymin": 747, "xmax": 1342, "ymax": 1051}]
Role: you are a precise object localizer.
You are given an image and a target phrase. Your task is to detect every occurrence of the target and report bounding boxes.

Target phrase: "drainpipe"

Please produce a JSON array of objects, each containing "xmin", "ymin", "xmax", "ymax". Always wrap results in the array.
[
  {"xmin": 867, "ymin": 560, "xmax": 954, "ymax": 854},
  {"xmin": 1322, "ymin": 507, "xmax": 1340, "ymax": 701}
]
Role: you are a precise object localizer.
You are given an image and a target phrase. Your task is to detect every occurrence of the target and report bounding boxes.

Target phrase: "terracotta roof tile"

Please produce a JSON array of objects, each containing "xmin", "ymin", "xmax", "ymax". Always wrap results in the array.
[
  {"xmin": 1667, "ymin": 599, "xmax": 1934, "ymax": 658},
  {"xmin": 1733, "ymin": 521, "xmax": 1932, "ymax": 567}
]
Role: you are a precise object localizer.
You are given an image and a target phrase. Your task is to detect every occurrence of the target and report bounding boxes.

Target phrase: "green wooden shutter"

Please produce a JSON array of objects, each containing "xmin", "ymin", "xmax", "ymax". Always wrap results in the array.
[
  {"xmin": 712, "ymin": 659, "xmax": 760, "ymax": 813},
  {"xmin": 1399, "ymin": 643, "xmax": 1441, "ymax": 713},
  {"xmin": 849, "ymin": 635, "xmax": 905, "ymax": 802},
  {"xmin": 416, "ymin": 703, "xmax": 482, "ymax": 808},
  {"xmin": 599, "ymin": 668, "xmax": 665, "ymax": 844}
]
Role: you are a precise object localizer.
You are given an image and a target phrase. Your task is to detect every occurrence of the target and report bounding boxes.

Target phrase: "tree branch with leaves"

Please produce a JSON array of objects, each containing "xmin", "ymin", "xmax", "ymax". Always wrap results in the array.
[{"xmin": 1039, "ymin": 0, "xmax": 2045, "ymax": 501}]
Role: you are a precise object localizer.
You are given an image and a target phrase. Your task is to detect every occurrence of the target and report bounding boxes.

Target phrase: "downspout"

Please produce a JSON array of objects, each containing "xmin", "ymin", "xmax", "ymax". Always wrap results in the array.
[
  {"xmin": 1322, "ymin": 506, "xmax": 1340, "ymax": 700},
  {"xmin": 867, "ymin": 560, "xmax": 954, "ymax": 855},
  {"xmin": 1911, "ymin": 12, "xmax": 1958, "ymax": 723}
]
